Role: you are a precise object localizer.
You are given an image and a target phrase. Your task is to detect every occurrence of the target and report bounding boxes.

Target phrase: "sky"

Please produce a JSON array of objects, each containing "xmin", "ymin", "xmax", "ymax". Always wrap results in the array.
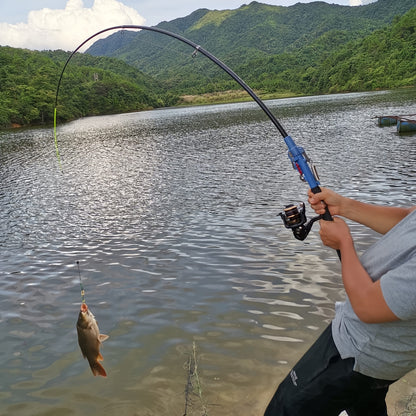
[{"xmin": 0, "ymin": 0, "xmax": 376, "ymax": 51}]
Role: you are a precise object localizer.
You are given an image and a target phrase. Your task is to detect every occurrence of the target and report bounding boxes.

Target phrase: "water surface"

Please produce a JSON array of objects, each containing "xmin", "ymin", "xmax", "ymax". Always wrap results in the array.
[{"xmin": 1, "ymin": 89, "xmax": 415, "ymax": 415}]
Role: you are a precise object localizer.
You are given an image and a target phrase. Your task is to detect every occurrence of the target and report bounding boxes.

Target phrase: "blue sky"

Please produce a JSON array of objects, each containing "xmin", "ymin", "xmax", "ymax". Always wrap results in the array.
[{"xmin": 0, "ymin": 0, "xmax": 374, "ymax": 51}]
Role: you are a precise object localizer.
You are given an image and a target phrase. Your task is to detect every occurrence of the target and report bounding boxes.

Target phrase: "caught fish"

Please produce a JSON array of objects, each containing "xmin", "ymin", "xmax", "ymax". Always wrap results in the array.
[{"xmin": 76, "ymin": 303, "xmax": 109, "ymax": 377}]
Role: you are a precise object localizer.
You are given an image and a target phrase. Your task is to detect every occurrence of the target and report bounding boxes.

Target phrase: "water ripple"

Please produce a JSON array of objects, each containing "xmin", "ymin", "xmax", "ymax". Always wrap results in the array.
[{"xmin": 1, "ymin": 89, "xmax": 415, "ymax": 415}]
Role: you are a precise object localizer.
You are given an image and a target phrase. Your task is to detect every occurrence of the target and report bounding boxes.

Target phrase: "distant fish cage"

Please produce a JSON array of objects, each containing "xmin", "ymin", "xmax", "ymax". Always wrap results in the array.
[
  {"xmin": 376, "ymin": 114, "xmax": 416, "ymax": 133},
  {"xmin": 377, "ymin": 115, "xmax": 399, "ymax": 126}
]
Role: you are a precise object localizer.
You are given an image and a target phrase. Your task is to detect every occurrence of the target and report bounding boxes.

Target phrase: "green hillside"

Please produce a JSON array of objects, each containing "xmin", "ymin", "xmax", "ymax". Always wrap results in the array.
[
  {"xmin": 306, "ymin": 9, "xmax": 416, "ymax": 93},
  {"xmin": 86, "ymin": 0, "xmax": 416, "ymax": 94},
  {"xmin": 244, "ymin": 7, "xmax": 416, "ymax": 94},
  {"xmin": 0, "ymin": 47, "xmax": 173, "ymax": 128}
]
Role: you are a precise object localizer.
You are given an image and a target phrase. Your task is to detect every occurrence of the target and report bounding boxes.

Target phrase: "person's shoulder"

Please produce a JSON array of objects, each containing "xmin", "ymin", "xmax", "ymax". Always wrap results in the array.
[{"xmin": 405, "ymin": 207, "xmax": 416, "ymax": 225}]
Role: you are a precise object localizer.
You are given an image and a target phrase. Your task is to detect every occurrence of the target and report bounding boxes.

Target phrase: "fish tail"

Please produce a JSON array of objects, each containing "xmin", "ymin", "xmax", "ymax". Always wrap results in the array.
[{"xmin": 91, "ymin": 361, "xmax": 107, "ymax": 377}]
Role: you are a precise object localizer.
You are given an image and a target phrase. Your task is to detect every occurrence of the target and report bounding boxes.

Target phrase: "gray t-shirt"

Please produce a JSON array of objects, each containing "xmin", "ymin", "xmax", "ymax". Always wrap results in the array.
[{"xmin": 332, "ymin": 209, "xmax": 416, "ymax": 380}]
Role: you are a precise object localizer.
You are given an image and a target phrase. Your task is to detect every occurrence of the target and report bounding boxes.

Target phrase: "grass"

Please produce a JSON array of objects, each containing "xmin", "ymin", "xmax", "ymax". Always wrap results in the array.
[
  {"xmin": 178, "ymin": 89, "xmax": 300, "ymax": 106},
  {"xmin": 184, "ymin": 341, "xmax": 209, "ymax": 416}
]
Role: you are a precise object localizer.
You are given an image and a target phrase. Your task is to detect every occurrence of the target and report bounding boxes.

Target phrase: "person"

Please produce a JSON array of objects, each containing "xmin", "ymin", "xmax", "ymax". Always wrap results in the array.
[{"xmin": 264, "ymin": 187, "xmax": 416, "ymax": 416}]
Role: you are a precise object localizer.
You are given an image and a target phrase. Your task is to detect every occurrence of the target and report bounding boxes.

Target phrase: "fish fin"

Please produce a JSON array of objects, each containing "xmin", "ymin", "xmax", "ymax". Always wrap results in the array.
[
  {"xmin": 91, "ymin": 361, "xmax": 107, "ymax": 377},
  {"xmin": 99, "ymin": 334, "xmax": 109, "ymax": 342},
  {"xmin": 98, "ymin": 352, "xmax": 104, "ymax": 361}
]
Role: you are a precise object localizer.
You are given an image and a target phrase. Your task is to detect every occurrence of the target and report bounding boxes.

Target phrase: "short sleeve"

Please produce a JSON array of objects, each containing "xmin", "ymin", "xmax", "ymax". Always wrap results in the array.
[{"xmin": 380, "ymin": 253, "xmax": 416, "ymax": 320}]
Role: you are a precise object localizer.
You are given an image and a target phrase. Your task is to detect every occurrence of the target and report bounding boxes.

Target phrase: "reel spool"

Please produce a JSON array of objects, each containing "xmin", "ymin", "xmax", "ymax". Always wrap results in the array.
[{"xmin": 279, "ymin": 202, "xmax": 322, "ymax": 241}]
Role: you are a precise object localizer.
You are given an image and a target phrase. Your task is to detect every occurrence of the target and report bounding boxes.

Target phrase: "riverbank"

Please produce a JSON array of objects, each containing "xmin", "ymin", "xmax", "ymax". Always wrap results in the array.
[
  {"xmin": 3, "ymin": 87, "xmax": 413, "ymax": 131},
  {"xmin": 178, "ymin": 89, "xmax": 300, "ymax": 106},
  {"xmin": 387, "ymin": 370, "xmax": 416, "ymax": 416},
  {"xmin": 0, "ymin": 89, "xmax": 300, "ymax": 130}
]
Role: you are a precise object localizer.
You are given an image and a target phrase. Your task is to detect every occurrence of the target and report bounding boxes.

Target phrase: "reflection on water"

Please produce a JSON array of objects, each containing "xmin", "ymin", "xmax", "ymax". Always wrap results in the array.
[{"xmin": 0, "ymin": 89, "xmax": 415, "ymax": 415}]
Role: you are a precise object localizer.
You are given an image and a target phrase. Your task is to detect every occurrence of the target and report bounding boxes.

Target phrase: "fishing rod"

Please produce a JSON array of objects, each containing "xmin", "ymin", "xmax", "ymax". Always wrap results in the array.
[{"xmin": 54, "ymin": 24, "xmax": 334, "ymax": 242}]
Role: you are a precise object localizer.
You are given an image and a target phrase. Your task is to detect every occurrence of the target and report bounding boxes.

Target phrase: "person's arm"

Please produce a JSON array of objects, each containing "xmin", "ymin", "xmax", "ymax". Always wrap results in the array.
[
  {"xmin": 319, "ymin": 218, "xmax": 399, "ymax": 323},
  {"xmin": 308, "ymin": 188, "xmax": 415, "ymax": 234}
]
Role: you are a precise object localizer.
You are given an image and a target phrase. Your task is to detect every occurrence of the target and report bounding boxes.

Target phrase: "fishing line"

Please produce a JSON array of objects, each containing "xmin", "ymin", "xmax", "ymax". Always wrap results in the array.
[
  {"xmin": 77, "ymin": 261, "xmax": 86, "ymax": 304},
  {"xmin": 53, "ymin": 108, "xmax": 62, "ymax": 171}
]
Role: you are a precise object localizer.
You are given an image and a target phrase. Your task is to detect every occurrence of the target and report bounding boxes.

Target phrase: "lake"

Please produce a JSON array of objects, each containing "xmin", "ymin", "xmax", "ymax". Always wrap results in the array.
[{"xmin": 1, "ymin": 89, "xmax": 415, "ymax": 415}]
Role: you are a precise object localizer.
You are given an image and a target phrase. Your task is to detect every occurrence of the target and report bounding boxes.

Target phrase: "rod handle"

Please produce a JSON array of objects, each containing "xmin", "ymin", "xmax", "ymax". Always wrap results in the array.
[
  {"xmin": 310, "ymin": 186, "xmax": 341, "ymax": 260},
  {"xmin": 311, "ymin": 186, "xmax": 332, "ymax": 220}
]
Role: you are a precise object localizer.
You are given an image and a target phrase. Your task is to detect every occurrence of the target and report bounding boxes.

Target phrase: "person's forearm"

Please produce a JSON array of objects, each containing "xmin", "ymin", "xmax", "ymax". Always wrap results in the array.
[
  {"xmin": 340, "ymin": 198, "xmax": 412, "ymax": 234},
  {"xmin": 339, "ymin": 238, "xmax": 399, "ymax": 323}
]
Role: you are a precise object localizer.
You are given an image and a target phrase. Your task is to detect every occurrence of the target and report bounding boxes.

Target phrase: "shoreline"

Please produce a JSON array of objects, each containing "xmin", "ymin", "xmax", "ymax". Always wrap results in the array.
[
  {"xmin": 387, "ymin": 369, "xmax": 416, "ymax": 415},
  {"xmin": 177, "ymin": 89, "xmax": 301, "ymax": 106},
  {"xmin": 2, "ymin": 86, "xmax": 414, "ymax": 131}
]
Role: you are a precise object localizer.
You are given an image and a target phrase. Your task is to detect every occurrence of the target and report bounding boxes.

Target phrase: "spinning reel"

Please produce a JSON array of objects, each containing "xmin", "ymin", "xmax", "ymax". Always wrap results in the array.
[{"xmin": 279, "ymin": 202, "xmax": 322, "ymax": 241}]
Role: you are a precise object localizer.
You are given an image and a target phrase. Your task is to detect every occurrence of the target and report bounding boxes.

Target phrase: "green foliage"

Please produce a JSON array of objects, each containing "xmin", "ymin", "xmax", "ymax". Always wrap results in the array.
[
  {"xmin": 0, "ymin": 47, "xmax": 175, "ymax": 128},
  {"xmin": 304, "ymin": 7, "xmax": 416, "ymax": 94},
  {"xmin": 237, "ymin": 7, "xmax": 415, "ymax": 95}
]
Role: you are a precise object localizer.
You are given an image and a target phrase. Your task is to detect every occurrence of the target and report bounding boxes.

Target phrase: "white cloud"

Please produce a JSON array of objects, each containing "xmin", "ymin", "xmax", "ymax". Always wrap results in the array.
[
  {"xmin": 349, "ymin": 0, "xmax": 377, "ymax": 5},
  {"xmin": 0, "ymin": 0, "xmax": 145, "ymax": 51}
]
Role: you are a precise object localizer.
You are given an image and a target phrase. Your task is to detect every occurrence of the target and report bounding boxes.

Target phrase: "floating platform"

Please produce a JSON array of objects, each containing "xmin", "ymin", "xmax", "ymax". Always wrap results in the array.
[
  {"xmin": 376, "ymin": 113, "xmax": 416, "ymax": 133},
  {"xmin": 377, "ymin": 115, "xmax": 399, "ymax": 126},
  {"xmin": 397, "ymin": 118, "xmax": 416, "ymax": 133}
]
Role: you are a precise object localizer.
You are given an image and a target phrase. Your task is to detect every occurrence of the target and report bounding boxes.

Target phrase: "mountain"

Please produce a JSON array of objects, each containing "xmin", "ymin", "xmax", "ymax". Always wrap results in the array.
[
  {"xmin": 244, "ymin": 7, "xmax": 416, "ymax": 94},
  {"xmin": 86, "ymin": 0, "xmax": 416, "ymax": 93},
  {"xmin": 1, "ymin": 0, "xmax": 414, "ymax": 128}
]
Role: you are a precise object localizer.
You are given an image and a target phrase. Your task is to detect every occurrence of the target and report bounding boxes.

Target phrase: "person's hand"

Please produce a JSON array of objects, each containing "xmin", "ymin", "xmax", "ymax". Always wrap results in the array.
[
  {"xmin": 308, "ymin": 187, "xmax": 345, "ymax": 217},
  {"xmin": 319, "ymin": 217, "xmax": 352, "ymax": 250}
]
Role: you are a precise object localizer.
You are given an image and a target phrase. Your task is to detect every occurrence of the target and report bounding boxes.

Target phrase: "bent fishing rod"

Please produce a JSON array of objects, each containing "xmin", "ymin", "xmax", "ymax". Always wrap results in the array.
[{"xmin": 54, "ymin": 24, "xmax": 335, "ymax": 244}]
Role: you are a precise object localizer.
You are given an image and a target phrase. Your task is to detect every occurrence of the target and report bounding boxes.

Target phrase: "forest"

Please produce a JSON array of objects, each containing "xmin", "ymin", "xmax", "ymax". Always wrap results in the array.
[
  {"xmin": 0, "ymin": 48, "xmax": 176, "ymax": 127},
  {"xmin": 245, "ymin": 8, "xmax": 416, "ymax": 95},
  {"xmin": 0, "ymin": 0, "xmax": 414, "ymax": 128},
  {"xmin": 87, "ymin": 0, "xmax": 416, "ymax": 95}
]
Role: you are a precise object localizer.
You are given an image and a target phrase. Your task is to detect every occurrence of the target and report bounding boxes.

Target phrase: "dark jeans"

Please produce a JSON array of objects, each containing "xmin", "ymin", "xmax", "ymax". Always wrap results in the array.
[{"xmin": 264, "ymin": 324, "xmax": 396, "ymax": 416}]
